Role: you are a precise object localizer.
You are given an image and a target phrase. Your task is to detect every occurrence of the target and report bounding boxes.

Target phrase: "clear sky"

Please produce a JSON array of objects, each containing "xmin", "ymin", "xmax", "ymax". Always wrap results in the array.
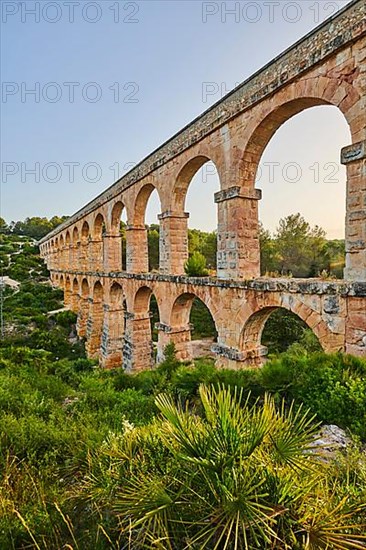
[{"xmin": 1, "ymin": 0, "xmax": 353, "ymax": 238}]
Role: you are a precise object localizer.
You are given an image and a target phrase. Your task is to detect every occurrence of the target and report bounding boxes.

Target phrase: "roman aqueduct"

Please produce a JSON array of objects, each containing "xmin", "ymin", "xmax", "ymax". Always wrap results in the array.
[{"xmin": 40, "ymin": 0, "xmax": 366, "ymax": 370}]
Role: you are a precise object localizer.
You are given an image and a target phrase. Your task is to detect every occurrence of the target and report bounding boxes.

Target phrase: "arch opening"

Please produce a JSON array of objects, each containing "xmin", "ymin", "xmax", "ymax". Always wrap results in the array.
[
  {"xmin": 110, "ymin": 281, "xmax": 124, "ymax": 307},
  {"xmin": 170, "ymin": 293, "xmax": 218, "ymax": 360},
  {"xmin": 137, "ymin": 185, "xmax": 161, "ymax": 272},
  {"xmin": 81, "ymin": 278, "xmax": 89, "ymax": 298},
  {"xmin": 71, "ymin": 277, "xmax": 80, "ymax": 312},
  {"xmin": 72, "ymin": 226, "xmax": 79, "ymax": 244},
  {"xmin": 174, "ymin": 157, "xmax": 220, "ymax": 275},
  {"xmin": 93, "ymin": 213, "xmax": 105, "ymax": 239},
  {"xmin": 134, "ymin": 285, "xmax": 156, "ymax": 315},
  {"xmin": 128, "ymin": 286, "xmax": 161, "ymax": 369},
  {"xmin": 81, "ymin": 221, "xmax": 90, "ymax": 241},
  {"xmin": 243, "ymin": 100, "xmax": 351, "ymax": 279},
  {"xmin": 93, "ymin": 280, "xmax": 103, "ymax": 302},
  {"xmin": 109, "ymin": 201, "xmax": 127, "ymax": 271},
  {"xmin": 241, "ymin": 306, "xmax": 322, "ymax": 360},
  {"xmin": 72, "ymin": 277, "xmax": 79, "ymax": 293}
]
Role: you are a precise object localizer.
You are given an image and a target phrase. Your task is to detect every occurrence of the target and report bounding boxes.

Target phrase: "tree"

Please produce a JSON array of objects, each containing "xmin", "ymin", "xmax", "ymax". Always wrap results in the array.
[
  {"xmin": 275, "ymin": 213, "xmax": 328, "ymax": 277},
  {"xmin": 184, "ymin": 251, "xmax": 209, "ymax": 276},
  {"xmin": 201, "ymin": 231, "xmax": 217, "ymax": 269},
  {"xmin": 8, "ymin": 216, "xmax": 68, "ymax": 240},
  {"xmin": 0, "ymin": 217, "xmax": 8, "ymax": 234},
  {"xmin": 259, "ymin": 222, "xmax": 280, "ymax": 275},
  {"xmin": 325, "ymin": 239, "xmax": 345, "ymax": 278},
  {"xmin": 188, "ymin": 229, "xmax": 217, "ymax": 270},
  {"xmin": 50, "ymin": 215, "xmax": 69, "ymax": 229},
  {"xmin": 148, "ymin": 225, "xmax": 160, "ymax": 271},
  {"xmin": 262, "ymin": 309, "xmax": 320, "ymax": 354}
]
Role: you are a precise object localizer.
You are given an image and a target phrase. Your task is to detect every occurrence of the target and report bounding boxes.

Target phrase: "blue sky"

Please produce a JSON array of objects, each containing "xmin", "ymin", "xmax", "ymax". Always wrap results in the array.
[{"xmin": 1, "ymin": 0, "xmax": 353, "ymax": 238}]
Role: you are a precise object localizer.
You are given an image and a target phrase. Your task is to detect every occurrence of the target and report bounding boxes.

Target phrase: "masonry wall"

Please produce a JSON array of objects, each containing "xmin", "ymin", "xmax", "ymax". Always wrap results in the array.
[{"xmin": 40, "ymin": 0, "xmax": 366, "ymax": 370}]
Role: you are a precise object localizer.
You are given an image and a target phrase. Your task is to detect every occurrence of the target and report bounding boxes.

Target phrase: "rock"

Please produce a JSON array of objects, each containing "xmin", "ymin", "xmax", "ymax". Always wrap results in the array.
[
  {"xmin": 0, "ymin": 276, "xmax": 20, "ymax": 290},
  {"xmin": 309, "ymin": 424, "xmax": 351, "ymax": 460},
  {"xmin": 62, "ymin": 396, "xmax": 79, "ymax": 407}
]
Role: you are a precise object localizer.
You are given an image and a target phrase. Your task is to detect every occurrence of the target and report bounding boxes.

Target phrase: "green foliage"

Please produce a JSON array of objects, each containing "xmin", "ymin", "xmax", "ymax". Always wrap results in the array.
[
  {"xmin": 1, "ymin": 346, "xmax": 366, "ymax": 547},
  {"xmin": 184, "ymin": 251, "xmax": 209, "ymax": 276},
  {"xmin": 148, "ymin": 225, "xmax": 160, "ymax": 271},
  {"xmin": 275, "ymin": 213, "xmax": 328, "ymax": 277},
  {"xmin": 188, "ymin": 228, "xmax": 217, "ymax": 269},
  {"xmin": 259, "ymin": 352, "xmax": 366, "ymax": 439},
  {"xmin": 260, "ymin": 213, "xmax": 343, "ymax": 278},
  {"xmin": 1, "ymin": 271, "xmax": 84, "ymax": 360},
  {"xmin": 53, "ymin": 309, "xmax": 77, "ymax": 328},
  {"xmin": 0, "ymin": 217, "xmax": 8, "ymax": 233},
  {"xmin": 0, "ymin": 232, "xmax": 49, "ymax": 282},
  {"xmin": 262, "ymin": 309, "xmax": 322, "ymax": 354},
  {"xmin": 102, "ymin": 386, "xmax": 365, "ymax": 549},
  {"xmin": 157, "ymin": 343, "xmax": 180, "ymax": 379},
  {"xmin": 9, "ymin": 215, "xmax": 68, "ymax": 240},
  {"xmin": 190, "ymin": 297, "xmax": 217, "ymax": 339}
]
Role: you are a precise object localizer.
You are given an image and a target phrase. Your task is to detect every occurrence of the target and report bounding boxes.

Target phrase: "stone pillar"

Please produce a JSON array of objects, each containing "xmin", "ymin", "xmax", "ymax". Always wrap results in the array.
[
  {"xmin": 100, "ymin": 304, "xmax": 125, "ymax": 368},
  {"xmin": 103, "ymin": 234, "xmax": 122, "ymax": 272},
  {"xmin": 76, "ymin": 296, "xmax": 89, "ymax": 338},
  {"xmin": 126, "ymin": 225, "xmax": 148, "ymax": 273},
  {"xmin": 65, "ymin": 246, "xmax": 72, "ymax": 270},
  {"xmin": 64, "ymin": 284, "xmax": 72, "ymax": 308},
  {"xmin": 215, "ymin": 187, "xmax": 261, "ymax": 280},
  {"xmin": 345, "ymin": 296, "xmax": 366, "ymax": 356},
  {"xmin": 212, "ymin": 342, "xmax": 268, "ymax": 369},
  {"xmin": 72, "ymin": 243, "xmax": 80, "ymax": 266},
  {"xmin": 79, "ymin": 241, "xmax": 89, "ymax": 272},
  {"xmin": 53, "ymin": 251, "xmax": 59, "ymax": 270},
  {"xmin": 158, "ymin": 211, "xmax": 189, "ymax": 275},
  {"xmin": 85, "ymin": 297, "xmax": 104, "ymax": 359},
  {"xmin": 70, "ymin": 289, "xmax": 79, "ymax": 313},
  {"xmin": 122, "ymin": 312, "xmax": 154, "ymax": 372},
  {"xmin": 89, "ymin": 239, "xmax": 103, "ymax": 272},
  {"xmin": 341, "ymin": 141, "xmax": 366, "ymax": 281},
  {"xmin": 155, "ymin": 322, "xmax": 193, "ymax": 362},
  {"xmin": 68, "ymin": 244, "xmax": 76, "ymax": 268},
  {"xmin": 60, "ymin": 247, "xmax": 67, "ymax": 270}
]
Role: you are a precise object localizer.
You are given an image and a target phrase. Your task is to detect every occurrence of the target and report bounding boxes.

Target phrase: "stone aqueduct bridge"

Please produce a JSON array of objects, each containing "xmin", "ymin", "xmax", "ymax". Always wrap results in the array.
[{"xmin": 40, "ymin": 0, "xmax": 366, "ymax": 370}]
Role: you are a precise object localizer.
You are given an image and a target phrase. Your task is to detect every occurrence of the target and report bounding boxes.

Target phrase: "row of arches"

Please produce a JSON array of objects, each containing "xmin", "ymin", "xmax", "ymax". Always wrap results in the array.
[
  {"xmin": 52, "ymin": 272, "xmax": 344, "ymax": 371},
  {"xmin": 40, "ymin": 82, "xmax": 364, "ymax": 281}
]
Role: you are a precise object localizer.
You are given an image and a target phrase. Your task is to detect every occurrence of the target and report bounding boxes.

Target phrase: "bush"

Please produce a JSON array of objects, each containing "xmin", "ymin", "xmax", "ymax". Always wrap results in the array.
[
  {"xmin": 259, "ymin": 352, "xmax": 366, "ymax": 439},
  {"xmin": 184, "ymin": 251, "xmax": 209, "ymax": 276},
  {"xmin": 104, "ymin": 386, "xmax": 365, "ymax": 548}
]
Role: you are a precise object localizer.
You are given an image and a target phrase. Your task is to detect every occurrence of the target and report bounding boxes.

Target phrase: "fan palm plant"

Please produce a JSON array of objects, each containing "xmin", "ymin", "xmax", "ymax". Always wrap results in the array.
[{"xmin": 96, "ymin": 385, "xmax": 366, "ymax": 549}]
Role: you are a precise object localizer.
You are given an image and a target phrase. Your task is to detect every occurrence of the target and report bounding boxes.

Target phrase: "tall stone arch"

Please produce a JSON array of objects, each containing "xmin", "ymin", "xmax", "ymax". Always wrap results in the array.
[
  {"xmin": 86, "ymin": 280, "xmax": 104, "ymax": 358},
  {"xmin": 76, "ymin": 277, "xmax": 90, "ymax": 338},
  {"xmin": 101, "ymin": 281, "xmax": 125, "ymax": 369},
  {"xmin": 126, "ymin": 183, "xmax": 162, "ymax": 273}
]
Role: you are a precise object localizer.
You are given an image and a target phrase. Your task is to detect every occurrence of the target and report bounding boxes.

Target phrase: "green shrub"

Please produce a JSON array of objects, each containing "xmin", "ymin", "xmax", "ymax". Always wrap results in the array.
[
  {"xmin": 259, "ymin": 352, "xmax": 366, "ymax": 439},
  {"xmin": 184, "ymin": 251, "xmax": 209, "ymax": 276}
]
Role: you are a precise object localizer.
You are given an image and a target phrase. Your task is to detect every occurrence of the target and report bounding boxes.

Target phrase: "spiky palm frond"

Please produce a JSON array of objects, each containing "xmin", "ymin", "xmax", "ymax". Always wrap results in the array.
[
  {"xmin": 265, "ymin": 400, "xmax": 321, "ymax": 471},
  {"xmin": 298, "ymin": 485, "xmax": 366, "ymax": 550},
  {"xmin": 105, "ymin": 385, "xmax": 365, "ymax": 549},
  {"xmin": 115, "ymin": 474, "xmax": 177, "ymax": 549}
]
